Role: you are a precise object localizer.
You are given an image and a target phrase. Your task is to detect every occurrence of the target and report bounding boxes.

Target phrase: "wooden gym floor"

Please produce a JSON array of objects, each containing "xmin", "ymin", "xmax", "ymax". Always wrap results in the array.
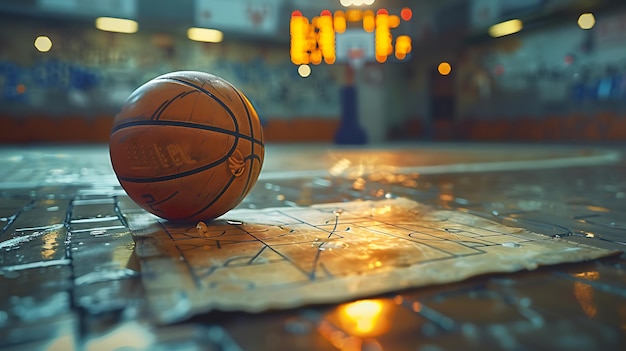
[{"xmin": 1, "ymin": 142, "xmax": 625, "ymax": 350}]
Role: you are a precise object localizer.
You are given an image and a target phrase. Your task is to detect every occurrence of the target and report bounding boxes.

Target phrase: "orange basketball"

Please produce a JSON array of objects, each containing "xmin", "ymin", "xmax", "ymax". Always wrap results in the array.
[{"xmin": 109, "ymin": 71, "xmax": 264, "ymax": 222}]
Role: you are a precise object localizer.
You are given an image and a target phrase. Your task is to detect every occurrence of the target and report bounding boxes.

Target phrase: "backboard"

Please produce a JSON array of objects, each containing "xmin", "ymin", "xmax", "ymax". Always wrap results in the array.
[{"xmin": 336, "ymin": 29, "xmax": 375, "ymax": 69}]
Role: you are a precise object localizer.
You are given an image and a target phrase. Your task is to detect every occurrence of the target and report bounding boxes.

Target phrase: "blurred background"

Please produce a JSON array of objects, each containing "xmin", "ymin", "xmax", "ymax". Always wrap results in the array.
[{"xmin": 1, "ymin": 0, "xmax": 626, "ymax": 144}]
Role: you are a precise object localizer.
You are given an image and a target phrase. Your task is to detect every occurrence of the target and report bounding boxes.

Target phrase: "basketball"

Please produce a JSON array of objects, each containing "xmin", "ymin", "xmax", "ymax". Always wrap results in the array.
[{"xmin": 109, "ymin": 71, "xmax": 264, "ymax": 222}]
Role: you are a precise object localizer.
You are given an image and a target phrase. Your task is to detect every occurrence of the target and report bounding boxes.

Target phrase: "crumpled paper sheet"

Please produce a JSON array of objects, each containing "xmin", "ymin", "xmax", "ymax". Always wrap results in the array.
[{"xmin": 127, "ymin": 198, "xmax": 616, "ymax": 324}]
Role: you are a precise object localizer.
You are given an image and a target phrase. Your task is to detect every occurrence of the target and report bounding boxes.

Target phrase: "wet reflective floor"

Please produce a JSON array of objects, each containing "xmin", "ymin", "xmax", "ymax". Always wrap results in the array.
[{"xmin": 1, "ymin": 142, "xmax": 625, "ymax": 350}]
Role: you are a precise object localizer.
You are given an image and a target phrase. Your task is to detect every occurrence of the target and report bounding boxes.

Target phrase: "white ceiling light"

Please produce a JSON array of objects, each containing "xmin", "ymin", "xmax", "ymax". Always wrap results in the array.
[
  {"xmin": 187, "ymin": 27, "xmax": 224, "ymax": 43},
  {"xmin": 95, "ymin": 17, "xmax": 138, "ymax": 33}
]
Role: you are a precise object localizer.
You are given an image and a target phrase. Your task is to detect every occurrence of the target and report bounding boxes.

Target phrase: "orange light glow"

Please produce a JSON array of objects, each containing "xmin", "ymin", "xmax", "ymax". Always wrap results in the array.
[
  {"xmin": 363, "ymin": 10, "xmax": 375, "ymax": 32},
  {"xmin": 16, "ymin": 84, "xmax": 26, "ymax": 94},
  {"xmin": 346, "ymin": 9, "xmax": 363, "ymax": 22},
  {"xmin": 400, "ymin": 7, "xmax": 412, "ymax": 21},
  {"xmin": 317, "ymin": 11, "xmax": 336, "ymax": 63},
  {"xmin": 389, "ymin": 15, "xmax": 400, "ymax": 28},
  {"xmin": 290, "ymin": 13, "xmax": 310, "ymax": 64},
  {"xmin": 334, "ymin": 11, "xmax": 347, "ymax": 33},
  {"xmin": 586, "ymin": 205, "xmax": 609, "ymax": 212},
  {"xmin": 317, "ymin": 321, "xmax": 360, "ymax": 350},
  {"xmin": 375, "ymin": 10, "xmax": 391, "ymax": 60},
  {"xmin": 573, "ymin": 271, "xmax": 599, "ymax": 318},
  {"xmin": 395, "ymin": 35, "xmax": 411, "ymax": 59},
  {"xmin": 289, "ymin": 8, "xmax": 411, "ymax": 66},
  {"xmin": 439, "ymin": 193, "xmax": 454, "ymax": 201},
  {"xmin": 338, "ymin": 299, "xmax": 390, "ymax": 336},
  {"xmin": 310, "ymin": 49, "xmax": 322, "ymax": 64},
  {"xmin": 393, "ymin": 295, "xmax": 403, "ymax": 305},
  {"xmin": 438, "ymin": 62, "xmax": 452, "ymax": 75}
]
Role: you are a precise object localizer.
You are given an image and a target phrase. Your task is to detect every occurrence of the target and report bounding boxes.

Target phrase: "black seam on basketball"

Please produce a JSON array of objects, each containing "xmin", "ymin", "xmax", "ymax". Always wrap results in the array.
[
  {"xmin": 117, "ymin": 162, "xmax": 221, "ymax": 183},
  {"xmin": 155, "ymin": 76, "xmax": 240, "ymax": 134},
  {"xmin": 153, "ymin": 191, "xmax": 178, "ymax": 205},
  {"xmin": 151, "ymin": 100, "xmax": 169, "ymax": 121},
  {"xmin": 182, "ymin": 154, "xmax": 262, "ymax": 220},
  {"xmin": 152, "ymin": 90, "xmax": 194, "ymax": 121},
  {"xmin": 110, "ymin": 120, "xmax": 264, "ymax": 147},
  {"xmin": 230, "ymin": 86, "xmax": 256, "ymax": 202},
  {"xmin": 229, "ymin": 84, "xmax": 266, "ymax": 206},
  {"xmin": 235, "ymin": 154, "xmax": 262, "ymax": 204},
  {"xmin": 182, "ymin": 174, "xmax": 238, "ymax": 220}
]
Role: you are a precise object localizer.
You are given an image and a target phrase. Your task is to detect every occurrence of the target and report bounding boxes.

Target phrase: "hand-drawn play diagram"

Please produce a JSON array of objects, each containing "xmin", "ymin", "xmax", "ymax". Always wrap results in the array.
[{"xmin": 128, "ymin": 198, "xmax": 615, "ymax": 323}]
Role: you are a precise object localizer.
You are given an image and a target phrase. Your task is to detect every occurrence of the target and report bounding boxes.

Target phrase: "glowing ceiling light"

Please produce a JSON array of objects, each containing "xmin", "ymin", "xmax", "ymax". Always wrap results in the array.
[
  {"xmin": 578, "ymin": 13, "xmax": 595, "ymax": 30},
  {"xmin": 340, "ymin": 0, "xmax": 375, "ymax": 6},
  {"xmin": 488, "ymin": 19, "xmax": 523, "ymax": 37},
  {"xmin": 34, "ymin": 35, "xmax": 52, "ymax": 52},
  {"xmin": 187, "ymin": 27, "xmax": 223, "ymax": 43},
  {"xmin": 95, "ymin": 17, "xmax": 138, "ymax": 33},
  {"xmin": 298, "ymin": 64, "xmax": 311, "ymax": 77}
]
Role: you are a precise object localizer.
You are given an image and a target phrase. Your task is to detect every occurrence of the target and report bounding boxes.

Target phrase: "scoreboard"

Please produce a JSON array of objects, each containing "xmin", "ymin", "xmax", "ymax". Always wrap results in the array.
[{"xmin": 290, "ymin": 8, "xmax": 413, "ymax": 66}]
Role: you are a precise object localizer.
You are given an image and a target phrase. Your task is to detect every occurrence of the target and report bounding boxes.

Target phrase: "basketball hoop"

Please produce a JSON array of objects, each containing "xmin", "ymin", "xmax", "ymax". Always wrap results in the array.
[{"xmin": 347, "ymin": 48, "xmax": 365, "ymax": 70}]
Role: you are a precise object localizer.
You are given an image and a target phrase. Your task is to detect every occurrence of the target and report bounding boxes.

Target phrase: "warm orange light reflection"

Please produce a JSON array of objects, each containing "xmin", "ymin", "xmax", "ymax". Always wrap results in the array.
[
  {"xmin": 317, "ymin": 320, "xmax": 361, "ymax": 350},
  {"xmin": 372, "ymin": 204, "xmax": 391, "ymax": 215},
  {"xmin": 85, "ymin": 321, "xmax": 153, "ymax": 350},
  {"xmin": 112, "ymin": 241, "xmax": 135, "ymax": 270},
  {"xmin": 573, "ymin": 271, "xmax": 599, "ymax": 319},
  {"xmin": 586, "ymin": 205, "xmax": 609, "ymax": 212},
  {"xmin": 41, "ymin": 230, "xmax": 59, "ymax": 259},
  {"xmin": 338, "ymin": 299, "xmax": 390, "ymax": 336},
  {"xmin": 439, "ymin": 193, "xmax": 454, "ymax": 202}
]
